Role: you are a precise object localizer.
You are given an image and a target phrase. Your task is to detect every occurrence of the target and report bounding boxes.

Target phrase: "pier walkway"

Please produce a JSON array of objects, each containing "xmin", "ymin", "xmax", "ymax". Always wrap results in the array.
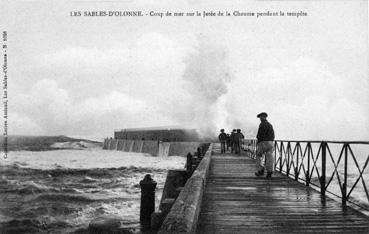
[{"xmin": 196, "ymin": 145, "xmax": 369, "ymax": 233}]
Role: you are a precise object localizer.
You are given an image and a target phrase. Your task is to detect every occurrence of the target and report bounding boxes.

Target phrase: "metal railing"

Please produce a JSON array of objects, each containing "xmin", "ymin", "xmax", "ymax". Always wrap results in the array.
[{"xmin": 242, "ymin": 139, "xmax": 369, "ymax": 211}]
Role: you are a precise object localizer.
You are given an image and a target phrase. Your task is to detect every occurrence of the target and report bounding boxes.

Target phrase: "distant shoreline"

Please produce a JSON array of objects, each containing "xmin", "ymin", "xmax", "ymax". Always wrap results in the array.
[{"xmin": 0, "ymin": 135, "xmax": 102, "ymax": 152}]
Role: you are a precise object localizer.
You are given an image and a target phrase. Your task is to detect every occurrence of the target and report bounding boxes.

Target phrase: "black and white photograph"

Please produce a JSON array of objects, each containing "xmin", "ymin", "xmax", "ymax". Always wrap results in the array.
[{"xmin": 1, "ymin": 0, "xmax": 369, "ymax": 233}]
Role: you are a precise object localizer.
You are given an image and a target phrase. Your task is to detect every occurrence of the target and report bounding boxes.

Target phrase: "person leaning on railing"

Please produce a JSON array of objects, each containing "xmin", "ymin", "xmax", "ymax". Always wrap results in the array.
[{"xmin": 255, "ymin": 112, "xmax": 275, "ymax": 179}]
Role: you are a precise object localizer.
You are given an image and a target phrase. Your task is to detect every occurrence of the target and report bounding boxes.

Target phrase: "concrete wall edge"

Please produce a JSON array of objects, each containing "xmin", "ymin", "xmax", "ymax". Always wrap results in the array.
[{"xmin": 158, "ymin": 143, "xmax": 213, "ymax": 234}]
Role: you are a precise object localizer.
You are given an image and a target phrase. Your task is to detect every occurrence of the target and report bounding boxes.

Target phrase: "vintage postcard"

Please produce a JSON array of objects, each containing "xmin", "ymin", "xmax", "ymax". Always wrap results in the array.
[{"xmin": 1, "ymin": 0, "xmax": 368, "ymax": 233}]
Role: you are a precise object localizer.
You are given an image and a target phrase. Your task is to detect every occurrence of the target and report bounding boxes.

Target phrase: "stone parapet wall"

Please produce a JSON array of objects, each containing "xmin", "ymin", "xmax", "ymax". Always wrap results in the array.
[
  {"xmin": 158, "ymin": 144, "xmax": 213, "ymax": 233},
  {"xmin": 102, "ymin": 138, "xmax": 201, "ymax": 157}
]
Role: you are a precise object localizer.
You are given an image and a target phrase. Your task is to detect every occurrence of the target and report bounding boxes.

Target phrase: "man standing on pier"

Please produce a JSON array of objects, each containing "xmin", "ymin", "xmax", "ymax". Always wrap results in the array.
[
  {"xmin": 255, "ymin": 112, "xmax": 275, "ymax": 179},
  {"xmin": 230, "ymin": 129, "xmax": 236, "ymax": 153},
  {"xmin": 234, "ymin": 129, "xmax": 244, "ymax": 154},
  {"xmin": 218, "ymin": 129, "xmax": 227, "ymax": 154},
  {"xmin": 226, "ymin": 133, "xmax": 231, "ymax": 151},
  {"xmin": 238, "ymin": 129, "xmax": 245, "ymax": 153}
]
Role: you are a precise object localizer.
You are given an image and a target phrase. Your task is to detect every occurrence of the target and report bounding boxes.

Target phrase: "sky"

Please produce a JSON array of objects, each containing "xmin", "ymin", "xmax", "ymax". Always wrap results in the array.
[{"xmin": 1, "ymin": 0, "xmax": 368, "ymax": 140}]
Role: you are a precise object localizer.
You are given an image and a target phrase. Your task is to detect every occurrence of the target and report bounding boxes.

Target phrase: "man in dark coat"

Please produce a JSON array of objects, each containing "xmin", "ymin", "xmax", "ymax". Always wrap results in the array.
[
  {"xmin": 218, "ymin": 129, "xmax": 227, "ymax": 154},
  {"xmin": 255, "ymin": 112, "xmax": 275, "ymax": 179},
  {"xmin": 230, "ymin": 129, "xmax": 236, "ymax": 153},
  {"xmin": 226, "ymin": 133, "xmax": 231, "ymax": 151},
  {"xmin": 234, "ymin": 129, "xmax": 244, "ymax": 154}
]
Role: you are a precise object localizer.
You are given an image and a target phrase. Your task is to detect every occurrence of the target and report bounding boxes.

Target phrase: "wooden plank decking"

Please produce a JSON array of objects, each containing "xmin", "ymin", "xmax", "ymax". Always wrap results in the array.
[{"xmin": 197, "ymin": 145, "xmax": 369, "ymax": 233}]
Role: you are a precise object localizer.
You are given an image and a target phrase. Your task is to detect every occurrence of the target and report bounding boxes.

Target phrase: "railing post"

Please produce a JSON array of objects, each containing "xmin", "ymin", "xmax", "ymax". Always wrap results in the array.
[
  {"xmin": 342, "ymin": 143, "xmax": 348, "ymax": 207},
  {"xmin": 295, "ymin": 142, "xmax": 299, "ymax": 181},
  {"xmin": 306, "ymin": 143, "xmax": 311, "ymax": 186},
  {"xmin": 254, "ymin": 140, "xmax": 257, "ymax": 159},
  {"xmin": 279, "ymin": 142, "xmax": 283, "ymax": 173},
  {"xmin": 287, "ymin": 142, "xmax": 291, "ymax": 177},
  {"xmin": 321, "ymin": 142, "xmax": 327, "ymax": 197},
  {"xmin": 274, "ymin": 141, "xmax": 277, "ymax": 171}
]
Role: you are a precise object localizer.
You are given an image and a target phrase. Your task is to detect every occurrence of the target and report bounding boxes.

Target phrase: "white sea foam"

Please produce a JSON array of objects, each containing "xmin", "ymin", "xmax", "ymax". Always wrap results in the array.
[{"xmin": 1, "ymin": 149, "xmax": 186, "ymax": 170}]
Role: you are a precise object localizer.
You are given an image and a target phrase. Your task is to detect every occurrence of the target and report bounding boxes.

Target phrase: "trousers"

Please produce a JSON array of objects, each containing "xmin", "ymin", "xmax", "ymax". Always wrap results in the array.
[
  {"xmin": 234, "ymin": 142, "xmax": 240, "ymax": 154},
  {"xmin": 220, "ymin": 141, "xmax": 226, "ymax": 153},
  {"xmin": 256, "ymin": 141, "xmax": 274, "ymax": 172}
]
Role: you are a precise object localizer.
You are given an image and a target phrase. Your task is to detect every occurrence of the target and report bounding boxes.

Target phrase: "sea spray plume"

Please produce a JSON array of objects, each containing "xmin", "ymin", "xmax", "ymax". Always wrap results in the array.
[
  {"xmin": 180, "ymin": 40, "xmax": 233, "ymax": 138},
  {"xmin": 222, "ymin": 57, "xmax": 369, "ymax": 141}
]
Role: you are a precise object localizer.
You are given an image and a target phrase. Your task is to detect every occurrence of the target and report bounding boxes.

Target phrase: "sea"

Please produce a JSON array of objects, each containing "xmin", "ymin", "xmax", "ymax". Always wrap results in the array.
[{"xmin": 0, "ymin": 145, "xmax": 185, "ymax": 233}]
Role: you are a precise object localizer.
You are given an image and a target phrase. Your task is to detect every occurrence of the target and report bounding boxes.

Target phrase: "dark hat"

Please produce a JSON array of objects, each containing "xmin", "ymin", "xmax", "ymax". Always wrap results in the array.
[
  {"xmin": 257, "ymin": 112, "xmax": 268, "ymax": 118},
  {"xmin": 220, "ymin": 129, "xmax": 224, "ymax": 132}
]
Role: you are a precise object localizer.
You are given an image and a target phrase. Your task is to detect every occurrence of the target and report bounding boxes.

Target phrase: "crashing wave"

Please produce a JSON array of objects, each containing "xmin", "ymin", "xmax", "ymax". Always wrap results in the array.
[{"xmin": 51, "ymin": 141, "xmax": 101, "ymax": 150}]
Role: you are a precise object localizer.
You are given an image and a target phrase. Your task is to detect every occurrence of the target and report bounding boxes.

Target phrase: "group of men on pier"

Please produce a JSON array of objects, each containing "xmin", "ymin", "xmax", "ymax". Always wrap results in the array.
[
  {"xmin": 218, "ymin": 129, "xmax": 244, "ymax": 154},
  {"xmin": 218, "ymin": 112, "xmax": 275, "ymax": 179}
]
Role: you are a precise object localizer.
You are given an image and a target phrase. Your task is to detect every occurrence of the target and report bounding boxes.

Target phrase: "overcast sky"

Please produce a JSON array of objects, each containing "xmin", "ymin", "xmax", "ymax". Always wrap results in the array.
[{"xmin": 1, "ymin": 0, "xmax": 368, "ymax": 140}]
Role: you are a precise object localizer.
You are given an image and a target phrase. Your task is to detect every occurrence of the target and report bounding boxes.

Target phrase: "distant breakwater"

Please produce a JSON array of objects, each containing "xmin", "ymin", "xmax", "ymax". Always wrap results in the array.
[{"xmin": 103, "ymin": 139, "xmax": 201, "ymax": 157}]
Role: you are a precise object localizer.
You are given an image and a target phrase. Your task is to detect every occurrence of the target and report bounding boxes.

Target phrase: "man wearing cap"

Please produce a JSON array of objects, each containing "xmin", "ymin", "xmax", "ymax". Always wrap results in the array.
[
  {"xmin": 218, "ymin": 129, "xmax": 227, "ymax": 154},
  {"xmin": 255, "ymin": 112, "xmax": 275, "ymax": 179},
  {"xmin": 234, "ymin": 129, "xmax": 244, "ymax": 154}
]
